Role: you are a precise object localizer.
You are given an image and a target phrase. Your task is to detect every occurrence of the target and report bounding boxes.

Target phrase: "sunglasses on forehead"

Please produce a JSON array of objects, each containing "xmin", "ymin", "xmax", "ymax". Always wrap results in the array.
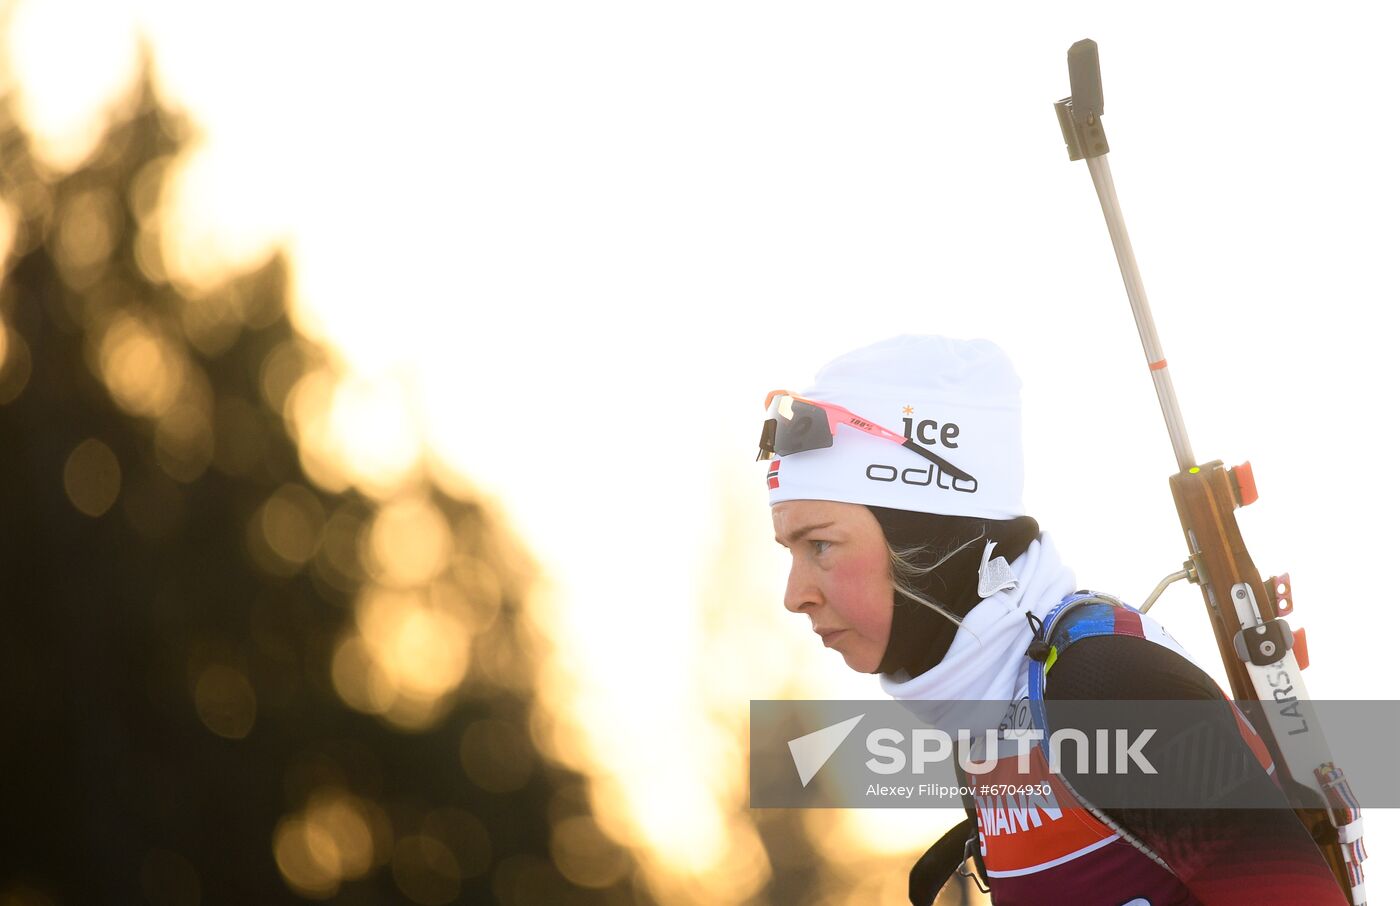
[{"xmin": 757, "ymin": 390, "xmax": 978, "ymax": 489}]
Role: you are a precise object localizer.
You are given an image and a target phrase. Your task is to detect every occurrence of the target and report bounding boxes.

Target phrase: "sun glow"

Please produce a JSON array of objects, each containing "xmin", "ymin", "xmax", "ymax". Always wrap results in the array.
[{"xmin": 9, "ymin": 3, "xmax": 1394, "ymax": 904}]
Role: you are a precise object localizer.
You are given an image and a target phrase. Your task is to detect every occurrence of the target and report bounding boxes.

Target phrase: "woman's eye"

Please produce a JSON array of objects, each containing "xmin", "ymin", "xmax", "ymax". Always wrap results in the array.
[{"xmin": 811, "ymin": 540, "xmax": 831, "ymax": 555}]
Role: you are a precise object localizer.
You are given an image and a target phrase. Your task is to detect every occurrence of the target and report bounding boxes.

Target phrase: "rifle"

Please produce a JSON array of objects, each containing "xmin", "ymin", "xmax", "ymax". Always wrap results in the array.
[{"xmin": 1054, "ymin": 39, "xmax": 1367, "ymax": 904}]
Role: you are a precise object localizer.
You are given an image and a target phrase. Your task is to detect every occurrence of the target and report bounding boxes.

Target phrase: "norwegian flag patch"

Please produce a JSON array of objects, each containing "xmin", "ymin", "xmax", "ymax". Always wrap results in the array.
[{"xmin": 767, "ymin": 460, "xmax": 781, "ymax": 489}]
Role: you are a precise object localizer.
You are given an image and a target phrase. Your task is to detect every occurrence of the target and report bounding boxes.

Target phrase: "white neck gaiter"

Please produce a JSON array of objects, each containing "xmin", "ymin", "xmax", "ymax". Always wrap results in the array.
[{"xmin": 880, "ymin": 533, "xmax": 1076, "ymax": 712}]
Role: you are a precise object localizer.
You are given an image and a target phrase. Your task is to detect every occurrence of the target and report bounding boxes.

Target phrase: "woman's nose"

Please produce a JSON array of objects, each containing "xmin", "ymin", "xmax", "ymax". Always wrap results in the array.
[{"xmin": 784, "ymin": 562, "xmax": 819, "ymax": 614}]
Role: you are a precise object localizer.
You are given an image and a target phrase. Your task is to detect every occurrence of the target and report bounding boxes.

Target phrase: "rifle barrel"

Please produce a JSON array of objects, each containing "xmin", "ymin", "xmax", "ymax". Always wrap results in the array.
[{"xmin": 1084, "ymin": 154, "xmax": 1196, "ymax": 471}]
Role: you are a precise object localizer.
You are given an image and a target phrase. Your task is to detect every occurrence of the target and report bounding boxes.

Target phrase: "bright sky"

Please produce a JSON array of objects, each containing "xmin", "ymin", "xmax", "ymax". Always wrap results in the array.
[{"xmin": 6, "ymin": 0, "xmax": 1398, "ymax": 900}]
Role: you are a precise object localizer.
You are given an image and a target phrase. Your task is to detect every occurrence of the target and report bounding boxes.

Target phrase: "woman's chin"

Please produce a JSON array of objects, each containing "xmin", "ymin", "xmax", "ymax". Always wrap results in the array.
[{"xmin": 836, "ymin": 646, "xmax": 881, "ymax": 674}]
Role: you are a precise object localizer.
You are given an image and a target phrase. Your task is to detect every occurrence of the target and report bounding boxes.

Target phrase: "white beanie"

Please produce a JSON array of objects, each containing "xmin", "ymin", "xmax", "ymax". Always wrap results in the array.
[{"xmin": 766, "ymin": 335, "xmax": 1025, "ymax": 519}]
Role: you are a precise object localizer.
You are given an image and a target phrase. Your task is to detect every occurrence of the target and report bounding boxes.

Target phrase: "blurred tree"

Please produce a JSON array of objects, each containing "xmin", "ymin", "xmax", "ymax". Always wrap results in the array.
[{"xmin": 0, "ymin": 68, "xmax": 647, "ymax": 906}]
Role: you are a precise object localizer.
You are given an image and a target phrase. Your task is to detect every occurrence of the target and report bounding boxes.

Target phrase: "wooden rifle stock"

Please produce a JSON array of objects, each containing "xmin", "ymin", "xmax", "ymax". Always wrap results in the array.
[{"xmin": 1169, "ymin": 463, "xmax": 1351, "ymax": 890}]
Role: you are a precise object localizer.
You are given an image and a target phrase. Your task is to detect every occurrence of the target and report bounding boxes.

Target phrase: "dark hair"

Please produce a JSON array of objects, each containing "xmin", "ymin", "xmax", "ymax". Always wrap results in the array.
[{"xmin": 885, "ymin": 532, "xmax": 985, "ymax": 628}]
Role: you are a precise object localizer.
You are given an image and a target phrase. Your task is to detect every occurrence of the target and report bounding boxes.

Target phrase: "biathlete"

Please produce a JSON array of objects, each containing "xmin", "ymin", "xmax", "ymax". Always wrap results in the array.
[{"xmin": 759, "ymin": 334, "xmax": 1348, "ymax": 905}]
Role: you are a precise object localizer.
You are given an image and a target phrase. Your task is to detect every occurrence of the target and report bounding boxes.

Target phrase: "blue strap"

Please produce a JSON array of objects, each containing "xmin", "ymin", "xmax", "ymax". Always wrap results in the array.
[{"xmin": 1026, "ymin": 590, "xmax": 1139, "ymax": 753}]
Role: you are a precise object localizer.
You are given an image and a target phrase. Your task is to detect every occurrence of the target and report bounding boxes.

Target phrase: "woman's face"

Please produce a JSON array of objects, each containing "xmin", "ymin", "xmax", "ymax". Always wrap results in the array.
[{"xmin": 772, "ymin": 499, "xmax": 893, "ymax": 674}]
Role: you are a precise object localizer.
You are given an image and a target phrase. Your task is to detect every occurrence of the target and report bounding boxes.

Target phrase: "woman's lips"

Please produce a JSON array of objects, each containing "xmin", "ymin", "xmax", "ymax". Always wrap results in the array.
[{"xmin": 816, "ymin": 628, "xmax": 847, "ymax": 647}]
